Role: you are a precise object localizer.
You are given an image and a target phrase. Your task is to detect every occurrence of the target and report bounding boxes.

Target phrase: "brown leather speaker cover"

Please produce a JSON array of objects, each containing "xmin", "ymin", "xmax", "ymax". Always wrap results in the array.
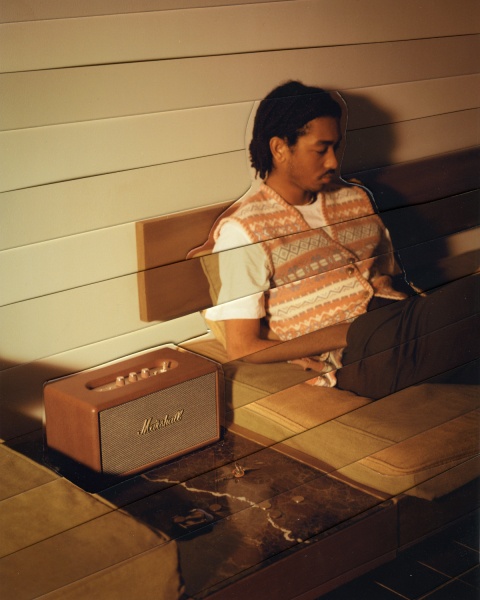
[{"xmin": 44, "ymin": 347, "xmax": 222, "ymax": 475}]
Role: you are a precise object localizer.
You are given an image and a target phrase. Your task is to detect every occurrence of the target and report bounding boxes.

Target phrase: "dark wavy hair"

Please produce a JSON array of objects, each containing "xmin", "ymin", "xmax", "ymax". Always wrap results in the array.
[{"xmin": 249, "ymin": 81, "xmax": 343, "ymax": 179}]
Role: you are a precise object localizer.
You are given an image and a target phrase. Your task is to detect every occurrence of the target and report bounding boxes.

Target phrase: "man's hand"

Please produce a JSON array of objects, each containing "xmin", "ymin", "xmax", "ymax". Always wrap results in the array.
[{"xmin": 288, "ymin": 357, "xmax": 327, "ymax": 371}]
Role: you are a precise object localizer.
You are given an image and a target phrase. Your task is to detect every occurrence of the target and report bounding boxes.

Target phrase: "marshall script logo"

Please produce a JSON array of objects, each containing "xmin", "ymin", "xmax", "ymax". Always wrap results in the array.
[{"xmin": 137, "ymin": 409, "xmax": 184, "ymax": 435}]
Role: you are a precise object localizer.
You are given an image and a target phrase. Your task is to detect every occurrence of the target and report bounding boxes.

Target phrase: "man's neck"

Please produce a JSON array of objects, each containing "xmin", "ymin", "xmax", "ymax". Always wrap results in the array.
[{"xmin": 265, "ymin": 174, "xmax": 316, "ymax": 206}]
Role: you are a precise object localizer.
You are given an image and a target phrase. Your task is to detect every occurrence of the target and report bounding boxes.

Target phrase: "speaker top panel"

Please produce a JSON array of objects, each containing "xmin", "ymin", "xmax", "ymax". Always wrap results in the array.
[{"xmin": 44, "ymin": 346, "xmax": 220, "ymax": 412}]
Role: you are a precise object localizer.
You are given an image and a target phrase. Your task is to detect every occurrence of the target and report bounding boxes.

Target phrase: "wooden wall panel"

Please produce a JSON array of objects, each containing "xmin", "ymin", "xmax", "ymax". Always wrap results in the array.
[
  {"xmin": 1, "ymin": 0, "xmax": 477, "ymax": 73},
  {"xmin": 0, "ymin": 103, "xmax": 250, "ymax": 193},
  {"xmin": 0, "ymin": 152, "xmax": 249, "ymax": 251},
  {"xmin": 2, "ymin": 38, "xmax": 478, "ymax": 130}
]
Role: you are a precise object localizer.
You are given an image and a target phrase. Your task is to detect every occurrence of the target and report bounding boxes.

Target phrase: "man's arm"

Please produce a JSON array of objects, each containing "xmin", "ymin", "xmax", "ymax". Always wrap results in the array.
[{"xmin": 224, "ymin": 318, "xmax": 350, "ymax": 363}]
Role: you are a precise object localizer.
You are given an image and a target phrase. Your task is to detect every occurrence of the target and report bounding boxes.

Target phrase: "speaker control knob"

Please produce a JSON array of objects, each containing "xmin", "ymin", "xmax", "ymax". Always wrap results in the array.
[
  {"xmin": 128, "ymin": 372, "xmax": 138, "ymax": 383},
  {"xmin": 116, "ymin": 376, "xmax": 126, "ymax": 387},
  {"xmin": 141, "ymin": 368, "xmax": 150, "ymax": 379}
]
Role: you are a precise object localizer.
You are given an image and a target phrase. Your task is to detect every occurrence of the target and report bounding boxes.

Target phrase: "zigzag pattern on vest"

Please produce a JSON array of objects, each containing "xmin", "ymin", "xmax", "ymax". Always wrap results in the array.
[{"xmin": 218, "ymin": 183, "xmax": 404, "ymax": 341}]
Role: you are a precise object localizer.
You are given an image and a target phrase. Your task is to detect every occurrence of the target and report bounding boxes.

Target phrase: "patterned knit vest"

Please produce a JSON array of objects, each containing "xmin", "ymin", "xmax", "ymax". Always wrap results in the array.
[{"xmin": 216, "ymin": 183, "xmax": 403, "ymax": 341}]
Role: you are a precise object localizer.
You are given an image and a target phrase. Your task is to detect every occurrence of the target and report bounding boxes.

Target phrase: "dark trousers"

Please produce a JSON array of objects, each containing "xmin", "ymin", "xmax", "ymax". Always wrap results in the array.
[{"xmin": 336, "ymin": 274, "xmax": 479, "ymax": 399}]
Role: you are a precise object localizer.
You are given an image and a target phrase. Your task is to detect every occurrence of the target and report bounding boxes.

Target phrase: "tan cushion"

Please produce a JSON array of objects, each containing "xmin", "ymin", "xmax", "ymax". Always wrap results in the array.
[
  {"xmin": 336, "ymin": 383, "xmax": 479, "ymax": 442},
  {"xmin": 41, "ymin": 541, "xmax": 183, "ymax": 600},
  {"xmin": 284, "ymin": 384, "xmax": 480, "ymax": 498},
  {"xmin": 0, "ymin": 508, "xmax": 183, "ymax": 600},
  {"xmin": 0, "ymin": 445, "xmax": 183, "ymax": 599},
  {"xmin": 0, "ymin": 478, "xmax": 111, "ymax": 558},
  {"xmin": 0, "ymin": 444, "xmax": 58, "ymax": 500},
  {"xmin": 338, "ymin": 409, "xmax": 479, "ymax": 498},
  {"xmin": 232, "ymin": 382, "xmax": 370, "ymax": 441}
]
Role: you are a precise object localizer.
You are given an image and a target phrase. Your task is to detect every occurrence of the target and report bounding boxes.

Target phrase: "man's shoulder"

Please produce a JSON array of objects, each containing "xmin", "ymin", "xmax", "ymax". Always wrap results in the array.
[
  {"xmin": 228, "ymin": 184, "xmax": 287, "ymax": 218},
  {"xmin": 324, "ymin": 180, "xmax": 376, "ymax": 216}
]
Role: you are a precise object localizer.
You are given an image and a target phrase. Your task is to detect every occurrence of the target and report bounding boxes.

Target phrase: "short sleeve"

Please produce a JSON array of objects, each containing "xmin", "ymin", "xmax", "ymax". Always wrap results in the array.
[{"xmin": 204, "ymin": 221, "xmax": 270, "ymax": 321}]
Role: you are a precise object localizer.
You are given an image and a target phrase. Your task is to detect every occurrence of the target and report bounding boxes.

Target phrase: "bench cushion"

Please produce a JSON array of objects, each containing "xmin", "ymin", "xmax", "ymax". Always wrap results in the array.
[
  {"xmin": 0, "ymin": 444, "xmax": 184, "ymax": 600},
  {"xmin": 185, "ymin": 336, "xmax": 480, "ymax": 499}
]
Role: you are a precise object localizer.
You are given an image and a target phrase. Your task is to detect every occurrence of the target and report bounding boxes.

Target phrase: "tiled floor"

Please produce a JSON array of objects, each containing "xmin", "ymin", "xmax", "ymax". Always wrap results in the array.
[{"xmin": 319, "ymin": 512, "xmax": 479, "ymax": 600}]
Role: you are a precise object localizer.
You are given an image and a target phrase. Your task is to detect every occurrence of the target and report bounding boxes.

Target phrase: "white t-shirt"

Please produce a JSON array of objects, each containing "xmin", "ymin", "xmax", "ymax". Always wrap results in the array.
[{"xmin": 204, "ymin": 200, "xmax": 329, "ymax": 321}]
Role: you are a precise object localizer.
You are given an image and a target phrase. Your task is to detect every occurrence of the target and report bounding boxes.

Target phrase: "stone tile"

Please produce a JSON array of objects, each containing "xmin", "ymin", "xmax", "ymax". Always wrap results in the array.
[
  {"xmin": 370, "ymin": 555, "xmax": 448, "ymax": 599},
  {"xmin": 320, "ymin": 576, "xmax": 405, "ymax": 599},
  {"xmin": 404, "ymin": 536, "xmax": 479, "ymax": 578},
  {"xmin": 459, "ymin": 565, "xmax": 480, "ymax": 589},
  {"xmin": 422, "ymin": 579, "xmax": 479, "ymax": 600}
]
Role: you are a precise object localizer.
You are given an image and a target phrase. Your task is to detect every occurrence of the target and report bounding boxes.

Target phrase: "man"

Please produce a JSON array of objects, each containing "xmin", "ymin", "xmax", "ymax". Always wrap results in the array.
[{"xmin": 198, "ymin": 81, "xmax": 478, "ymax": 399}]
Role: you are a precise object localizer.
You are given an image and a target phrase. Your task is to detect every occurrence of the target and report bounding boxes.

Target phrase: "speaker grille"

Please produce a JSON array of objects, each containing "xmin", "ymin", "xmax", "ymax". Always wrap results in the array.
[{"xmin": 99, "ymin": 372, "xmax": 218, "ymax": 474}]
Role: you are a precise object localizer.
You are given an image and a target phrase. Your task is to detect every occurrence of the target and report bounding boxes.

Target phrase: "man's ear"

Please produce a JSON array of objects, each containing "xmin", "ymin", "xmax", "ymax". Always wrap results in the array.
[{"xmin": 269, "ymin": 136, "xmax": 289, "ymax": 167}]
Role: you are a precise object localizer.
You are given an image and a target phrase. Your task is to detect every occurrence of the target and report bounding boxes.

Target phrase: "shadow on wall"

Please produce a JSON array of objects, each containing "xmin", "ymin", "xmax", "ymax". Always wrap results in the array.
[
  {"xmin": 341, "ymin": 91, "xmax": 449, "ymax": 283},
  {"xmin": 1, "ymin": 358, "xmax": 56, "ymax": 441}
]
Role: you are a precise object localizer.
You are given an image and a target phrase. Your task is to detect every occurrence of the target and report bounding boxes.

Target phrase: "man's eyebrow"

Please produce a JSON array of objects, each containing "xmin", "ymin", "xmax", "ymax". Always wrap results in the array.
[{"xmin": 314, "ymin": 137, "xmax": 342, "ymax": 146}]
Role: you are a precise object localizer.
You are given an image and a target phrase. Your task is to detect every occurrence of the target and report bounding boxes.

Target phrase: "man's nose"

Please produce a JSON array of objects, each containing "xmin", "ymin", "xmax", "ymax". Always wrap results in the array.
[{"xmin": 325, "ymin": 147, "xmax": 338, "ymax": 171}]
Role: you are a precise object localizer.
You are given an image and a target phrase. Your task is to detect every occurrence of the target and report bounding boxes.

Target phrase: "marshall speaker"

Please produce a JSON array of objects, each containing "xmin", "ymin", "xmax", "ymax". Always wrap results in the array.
[{"xmin": 44, "ymin": 347, "xmax": 222, "ymax": 476}]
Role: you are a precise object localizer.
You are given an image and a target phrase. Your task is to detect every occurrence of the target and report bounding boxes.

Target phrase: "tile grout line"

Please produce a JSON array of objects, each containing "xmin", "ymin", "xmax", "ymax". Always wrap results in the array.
[{"xmin": 373, "ymin": 580, "xmax": 411, "ymax": 599}]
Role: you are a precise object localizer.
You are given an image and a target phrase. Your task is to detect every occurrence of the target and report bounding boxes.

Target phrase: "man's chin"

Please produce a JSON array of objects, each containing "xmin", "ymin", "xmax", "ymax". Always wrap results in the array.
[{"xmin": 316, "ymin": 176, "xmax": 342, "ymax": 193}]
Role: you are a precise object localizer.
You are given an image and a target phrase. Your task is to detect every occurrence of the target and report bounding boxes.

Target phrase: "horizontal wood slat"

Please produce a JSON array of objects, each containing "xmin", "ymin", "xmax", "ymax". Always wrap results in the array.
[
  {"xmin": 400, "ymin": 229, "xmax": 479, "ymax": 291},
  {"xmin": 344, "ymin": 74, "xmax": 480, "ymax": 131},
  {"xmin": 2, "ymin": 43, "xmax": 478, "ymax": 131},
  {"xmin": 1, "ymin": 0, "xmax": 477, "ymax": 73},
  {"xmin": 0, "ymin": 0, "xmax": 284, "ymax": 23},
  {"xmin": 0, "ymin": 287, "xmax": 207, "ymax": 369},
  {"xmin": 0, "ymin": 226, "xmax": 138, "ymax": 307},
  {"xmin": 382, "ymin": 192, "xmax": 479, "ymax": 250}
]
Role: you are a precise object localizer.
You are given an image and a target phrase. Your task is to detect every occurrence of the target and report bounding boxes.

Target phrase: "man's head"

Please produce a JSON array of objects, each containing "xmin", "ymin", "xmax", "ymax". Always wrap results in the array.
[{"xmin": 249, "ymin": 81, "xmax": 343, "ymax": 180}]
